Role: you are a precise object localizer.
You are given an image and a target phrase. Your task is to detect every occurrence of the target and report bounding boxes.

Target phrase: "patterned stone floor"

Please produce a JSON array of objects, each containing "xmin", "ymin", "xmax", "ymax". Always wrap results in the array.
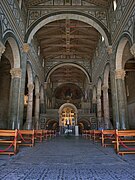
[{"xmin": 0, "ymin": 136, "xmax": 135, "ymax": 180}]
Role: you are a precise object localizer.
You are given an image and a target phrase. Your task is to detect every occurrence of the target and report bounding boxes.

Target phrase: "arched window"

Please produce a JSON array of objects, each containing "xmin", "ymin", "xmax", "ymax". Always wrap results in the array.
[{"xmin": 113, "ymin": 0, "xmax": 117, "ymax": 11}]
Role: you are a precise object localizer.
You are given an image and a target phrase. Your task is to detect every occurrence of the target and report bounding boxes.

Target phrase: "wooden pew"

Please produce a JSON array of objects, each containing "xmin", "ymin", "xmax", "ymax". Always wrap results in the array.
[
  {"xmin": 34, "ymin": 130, "xmax": 43, "ymax": 142},
  {"xmin": 93, "ymin": 130, "xmax": 102, "ymax": 143},
  {"xmin": 0, "ymin": 129, "xmax": 21, "ymax": 155},
  {"xmin": 18, "ymin": 130, "xmax": 35, "ymax": 147},
  {"xmin": 101, "ymin": 129, "xmax": 116, "ymax": 147},
  {"xmin": 114, "ymin": 129, "xmax": 135, "ymax": 155},
  {"xmin": 42, "ymin": 130, "xmax": 50, "ymax": 140}
]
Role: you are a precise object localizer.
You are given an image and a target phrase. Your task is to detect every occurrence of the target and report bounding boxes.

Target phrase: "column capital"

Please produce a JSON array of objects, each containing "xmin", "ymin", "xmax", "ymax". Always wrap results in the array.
[
  {"xmin": 115, "ymin": 69, "xmax": 125, "ymax": 80},
  {"xmin": 130, "ymin": 43, "xmax": 135, "ymax": 57},
  {"xmin": 0, "ymin": 41, "xmax": 5, "ymax": 59},
  {"xmin": 27, "ymin": 83, "xmax": 34, "ymax": 92},
  {"xmin": 107, "ymin": 46, "xmax": 112, "ymax": 54},
  {"xmin": 23, "ymin": 43, "xmax": 30, "ymax": 53},
  {"xmin": 10, "ymin": 68, "xmax": 22, "ymax": 78}
]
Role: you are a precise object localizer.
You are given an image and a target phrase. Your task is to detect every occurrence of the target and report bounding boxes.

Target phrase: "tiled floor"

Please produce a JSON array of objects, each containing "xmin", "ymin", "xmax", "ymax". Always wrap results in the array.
[{"xmin": 0, "ymin": 136, "xmax": 135, "ymax": 180}]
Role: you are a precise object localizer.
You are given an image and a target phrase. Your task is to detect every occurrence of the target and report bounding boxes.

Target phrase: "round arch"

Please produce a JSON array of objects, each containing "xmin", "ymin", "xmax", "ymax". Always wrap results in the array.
[
  {"xmin": 45, "ymin": 62, "xmax": 91, "ymax": 83},
  {"xmin": 3, "ymin": 31, "xmax": 20, "ymax": 68},
  {"xmin": 116, "ymin": 33, "xmax": 133, "ymax": 70},
  {"xmin": 58, "ymin": 103, "xmax": 78, "ymax": 114},
  {"xmin": 25, "ymin": 11, "xmax": 111, "ymax": 47}
]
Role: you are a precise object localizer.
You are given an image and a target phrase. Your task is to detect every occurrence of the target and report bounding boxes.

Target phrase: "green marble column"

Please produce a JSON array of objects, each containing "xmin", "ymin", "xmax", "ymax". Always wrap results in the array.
[
  {"xmin": 26, "ymin": 83, "xmax": 34, "ymax": 129},
  {"xmin": 9, "ymin": 68, "xmax": 22, "ymax": 129},
  {"xmin": 40, "ymin": 86, "xmax": 45, "ymax": 113},
  {"xmin": 109, "ymin": 51, "xmax": 120, "ymax": 129},
  {"xmin": 115, "ymin": 69, "xmax": 129, "ymax": 129},
  {"xmin": 35, "ymin": 93, "xmax": 40, "ymax": 129},
  {"xmin": 102, "ymin": 85, "xmax": 110, "ymax": 129},
  {"xmin": 97, "ymin": 94, "xmax": 102, "ymax": 129}
]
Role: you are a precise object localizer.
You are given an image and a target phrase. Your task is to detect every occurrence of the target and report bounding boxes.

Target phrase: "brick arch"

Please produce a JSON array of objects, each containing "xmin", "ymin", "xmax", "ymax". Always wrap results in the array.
[{"xmin": 25, "ymin": 11, "xmax": 111, "ymax": 47}]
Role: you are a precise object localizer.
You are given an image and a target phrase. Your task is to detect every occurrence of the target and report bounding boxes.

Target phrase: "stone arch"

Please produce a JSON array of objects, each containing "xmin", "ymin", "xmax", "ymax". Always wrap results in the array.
[
  {"xmin": 45, "ymin": 62, "xmax": 91, "ymax": 83},
  {"xmin": 116, "ymin": 33, "xmax": 133, "ymax": 70},
  {"xmin": 25, "ymin": 11, "xmax": 111, "ymax": 47},
  {"xmin": 58, "ymin": 103, "xmax": 78, "ymax": 128},
  {"xmin": 58, "ymin": 103, "xmax": 78, "ymax": 114},
  {"xmin": 3, "ymin": 32, "xmax": 20, "ymax": 68}
]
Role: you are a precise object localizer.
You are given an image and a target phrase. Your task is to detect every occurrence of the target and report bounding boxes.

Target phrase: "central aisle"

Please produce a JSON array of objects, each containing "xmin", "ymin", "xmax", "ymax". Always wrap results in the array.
[{"xmin": 0, "ymin": 136, "xmax": 135, "ymax": 180}]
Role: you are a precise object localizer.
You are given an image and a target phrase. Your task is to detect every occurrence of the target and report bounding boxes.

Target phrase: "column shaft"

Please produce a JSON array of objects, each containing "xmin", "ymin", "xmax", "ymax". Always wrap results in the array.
[
  {"xmin": 26, "ymin": 84, "xmax": 34, "ymax": 129},
  {"xmin": 35, "ymin": 93, "xmax": 40, "ymax": 129},
  {"xmin": 103, "ymin": 86, "xmax": 110, "ymax": 129},
  {"xmin": 9, "ymin": 68, "xmax": 21, "ymax": 129}
]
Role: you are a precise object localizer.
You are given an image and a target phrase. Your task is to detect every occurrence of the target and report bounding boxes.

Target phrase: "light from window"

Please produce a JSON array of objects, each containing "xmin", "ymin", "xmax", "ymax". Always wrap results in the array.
[
  {"xmin": 102, "ymin": 36, "xmax": 104, "ymax": 42},
  {"xmin": 113, "ymin": 0, "xmax": 117, "ymax": 11}
]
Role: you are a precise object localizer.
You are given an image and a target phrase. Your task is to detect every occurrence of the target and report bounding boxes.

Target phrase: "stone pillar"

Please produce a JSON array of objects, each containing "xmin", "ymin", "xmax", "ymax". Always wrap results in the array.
[
  {"xmin": 26, "ymin": 83, "xmax": 34, "ymax": 129},
  {"xmin": 9, "ymin": 68, "xmax": 22, "ymax": 129},
  {"xmin": 0, "ymin": 41, "xmax": 5, "ymax": 60},
  {"xmin": 108, "ymin": 47, "xmax": 120, "ymax": 129},
  {"xmin": 19, "ymin": 44, "xmax": 30, "ymax": 129},
  {"xmin": 92, "ymin": 98, "xmax": 97, "ymax": 114},
  {"xmin": 44, "ymin": 82, "xmax": 47, "ymax": 113},
  {"xmin": 97, "ymin": 94, "xmax": 102, "ymax": 129},
  {"xmin": 88, "ymin": 83, "xmax": 93, "ymax": 112},
  {"xmin": 115, "ymin": 69, "xmax": 129, "ymax": 129},
  {"xmin": 35, "ymin": 93, "xmax": 40, "ymax": 129},
  {"xmin": 40, "ymin": 87, "xmax": 45, "ymax": 113},
  {"xmin": 102, "ymin": 85, "xmax": 110, "ymax": 129}
]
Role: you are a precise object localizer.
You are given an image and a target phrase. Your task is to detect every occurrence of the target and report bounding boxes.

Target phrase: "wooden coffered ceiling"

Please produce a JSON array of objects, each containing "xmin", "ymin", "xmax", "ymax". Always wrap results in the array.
[
  {"xmin": 50, "ymin": 65, "xmax": 86, "ymax": 83},
  {"xmin": 35, "ymin": 19, "xmax": 100, "ymax": 61}
]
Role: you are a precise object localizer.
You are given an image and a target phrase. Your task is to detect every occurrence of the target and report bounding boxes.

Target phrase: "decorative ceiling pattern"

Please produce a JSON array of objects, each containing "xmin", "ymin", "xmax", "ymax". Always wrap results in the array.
[{"xmin": 24, "ymin": 0, "xmax": 109, "ymax": 8}]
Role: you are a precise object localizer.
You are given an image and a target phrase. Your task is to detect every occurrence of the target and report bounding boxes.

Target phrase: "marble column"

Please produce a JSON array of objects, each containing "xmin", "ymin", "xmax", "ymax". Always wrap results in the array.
[
  {"xmin": 0, "ymin": 41, "xmax": 5, "ymax": 60},
  {"xmin": 102, "ymin": 85, "xmax": 110, "ymax": 129},
  {"xmin": 108, "ymin": 47, "xmax": 120, "ymax": 129},
  {"xmin": 35, "ymin": 93, "xmax": 40, "ymax": 129},
  {"xmin": 19, "ymin": 44, "xmax": 30, "ymax": 129},
  {"xmin": 97, "ymin": 94, "xmax": 102, "ymax": 129},
  {"xmin": 115, "ymin": 69, "xmax": 129, "ymax": 129},
  {"xmin": 40, "ymin": 87, "xmax": 45, "ymax": 113},
  {"xmin": 89, "ymin": 83, "xmax": 93, "ymax": 113},
  {"xmin": 26, "ymin": 83, "xmax": 34, "ymax": 129},
  {"xmin": 44, "ymin": 82, "xmax": 47, "ymax": 113},
  {"xmin": 9, "ymin": 68, "xmax": 22, "ymax": 129},
  {"xmin": 92, "ymin": 98, "xmax": 97, "ymax": 114}
]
